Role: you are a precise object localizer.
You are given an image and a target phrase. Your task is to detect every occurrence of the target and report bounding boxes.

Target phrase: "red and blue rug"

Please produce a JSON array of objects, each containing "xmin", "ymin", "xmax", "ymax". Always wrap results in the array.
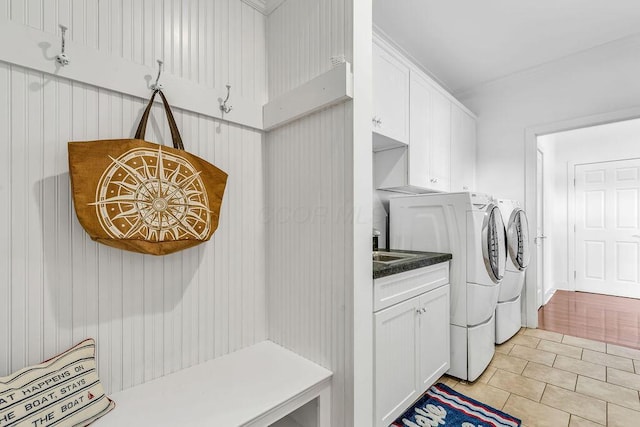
[{"xmin": 391, "ymin": 383, "xmax": 521, "ymax": 427}]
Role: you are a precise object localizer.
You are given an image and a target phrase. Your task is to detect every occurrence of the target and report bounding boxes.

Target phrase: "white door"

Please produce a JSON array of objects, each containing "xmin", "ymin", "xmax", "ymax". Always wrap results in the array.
[
  {"xmin": 417, "ymin": 285, "xmax": 450, "ymax": 389},
  {"xmin": 575, "ymin": 159, "xmax": 640, "ymax": 298},
  {"xmin": 374, "ymin": 297, "xmax": 419, "ymax": 427},
  {"xmin": 536, "ymin": 149, "xmax": 545, "ymax": 308}
]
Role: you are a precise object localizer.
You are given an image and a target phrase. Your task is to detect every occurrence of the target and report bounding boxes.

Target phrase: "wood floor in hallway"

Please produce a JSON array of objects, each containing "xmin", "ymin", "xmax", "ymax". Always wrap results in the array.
[{"xmin": 538, "ymin": 290, "xmax": 640, "ymax": 350}]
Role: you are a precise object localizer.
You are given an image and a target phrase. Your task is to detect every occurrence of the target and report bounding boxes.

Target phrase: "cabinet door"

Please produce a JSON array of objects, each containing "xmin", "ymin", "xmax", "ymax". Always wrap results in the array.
[
  {"xmin": 374, "ymin": 297, "xmax": 420, "ymax": 427},
  {"xmin": 408, "ymin": 73, "xmax": 451, "ymax": 192},
  {"xmin": 429, "ymin": 89, "xmax": 451, "ymax": 192},
  {"xmin": 408, "ymin": 72, "xmax": 431, "ymax": 189},
  {"xmin": 417, "ymin": 284, "xmax": 450, "ymax": 389},
  {"xmin": 451, "ymin": 104, "xmax": 477, "ymax": 192},
  {"xmin": 373, "ymin": 43, "xmax": 409, "ymax": 145}
]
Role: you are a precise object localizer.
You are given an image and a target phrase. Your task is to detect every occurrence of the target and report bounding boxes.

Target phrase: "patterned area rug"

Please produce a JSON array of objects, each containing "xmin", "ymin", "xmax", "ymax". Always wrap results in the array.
[{"xmin": 391, "ymin": 383, "xmax": 521, "ymax": 427}]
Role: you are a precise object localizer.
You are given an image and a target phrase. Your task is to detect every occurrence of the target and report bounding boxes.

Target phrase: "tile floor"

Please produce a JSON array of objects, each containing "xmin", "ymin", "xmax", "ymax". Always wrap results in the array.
[{"xmin": 438, "ymin": 328, "xmax": 640, "ymax": 427}]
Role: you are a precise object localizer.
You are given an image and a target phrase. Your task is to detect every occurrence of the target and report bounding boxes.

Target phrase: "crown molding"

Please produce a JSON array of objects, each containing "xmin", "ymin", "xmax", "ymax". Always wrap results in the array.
[{"xmin": 242, "ymin": 0, "xmax": 285, "ymax": 15}]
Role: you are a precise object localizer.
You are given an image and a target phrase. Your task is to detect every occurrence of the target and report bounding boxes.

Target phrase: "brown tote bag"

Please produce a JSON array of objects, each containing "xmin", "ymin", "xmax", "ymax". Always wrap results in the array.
[{"xmin": 68, "ymin": 90, "xmax": 228, "ymax": 255}]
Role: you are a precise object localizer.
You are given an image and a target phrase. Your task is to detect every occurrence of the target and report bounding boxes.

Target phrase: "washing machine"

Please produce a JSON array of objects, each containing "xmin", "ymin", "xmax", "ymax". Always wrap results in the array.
[
  {"xmin": 390, "ymin": 192, "xmax": 507, "ymax": 381},
  {"xmin": 495, "ymin": 200, "xmax": 530, "ymax": 344}
]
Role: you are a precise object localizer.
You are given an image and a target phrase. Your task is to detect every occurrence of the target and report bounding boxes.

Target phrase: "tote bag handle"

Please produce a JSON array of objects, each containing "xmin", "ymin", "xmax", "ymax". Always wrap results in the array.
[{"xmin": 134, "ymin": 89, "xmax": 185, "ymax": 150}]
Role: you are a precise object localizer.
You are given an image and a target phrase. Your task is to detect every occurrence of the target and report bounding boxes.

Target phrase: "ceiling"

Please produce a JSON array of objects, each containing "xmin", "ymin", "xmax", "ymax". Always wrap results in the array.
[{"xmin": 373, "ymin": 0, "xmax": 640, "ymax": 94}]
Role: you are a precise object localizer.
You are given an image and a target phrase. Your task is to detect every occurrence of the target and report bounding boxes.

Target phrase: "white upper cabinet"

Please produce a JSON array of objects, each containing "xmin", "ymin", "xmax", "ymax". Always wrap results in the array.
[
  {"xmin": 406, "ymin": 72, "xmax": 431, "ymax": 188},
  {"xmin": 450, "ymin": 104, "xmax": 477, "ymax": 192},
  {"xmin": 373, "ymin": 35, "xmax": 476, "ymax": 194},
  {"xmin": 408, "ymin": 72, "xmax": 450, "ymax": 192},
  {"xmin": 375, "ymin": 72, "xmax": 452, "ymax": 193},
  {"xmin": 372, "ymin": 43, "xmax": 410, "ymax": 150}
]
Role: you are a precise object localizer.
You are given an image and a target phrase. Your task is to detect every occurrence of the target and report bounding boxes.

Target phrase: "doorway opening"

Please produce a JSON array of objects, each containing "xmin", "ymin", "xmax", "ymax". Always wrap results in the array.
[{"xmin": 534, "ymin": 117, "xmax": 640, "ymax": 348}]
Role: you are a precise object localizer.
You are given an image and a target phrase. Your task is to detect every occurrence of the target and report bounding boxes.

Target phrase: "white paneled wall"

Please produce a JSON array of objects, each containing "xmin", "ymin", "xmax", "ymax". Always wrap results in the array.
[
  {"xmin": 267, "ymin": 0, "xmax": 352, "ymax": 99},
  {"xmin": 266, "ymin": 104, "xmax": 353, "ymax": 425},
  {"xmin": 0, "ymin": 0, "xmax": 267, "ymax": 396},
  {"xmin": 265, "ymin": 1, "xmax": 355, "ymax": 425},
  {"xmin": 0, "ymin": 0, "xmax": 266, "ymax": 102}
]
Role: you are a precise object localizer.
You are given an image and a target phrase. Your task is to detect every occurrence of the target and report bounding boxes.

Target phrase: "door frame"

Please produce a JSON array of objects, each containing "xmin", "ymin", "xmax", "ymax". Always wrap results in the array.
[
  {"xmin": 567, "ymin": 161, "xmax": 577, "ymax": 292},
  {"xmin": 536, "ymin": 148, "xmax": 545, "ymax": 308},
  {"xmin": 524, "ymin": 106, "xmax": 640, "ymax": 328}
]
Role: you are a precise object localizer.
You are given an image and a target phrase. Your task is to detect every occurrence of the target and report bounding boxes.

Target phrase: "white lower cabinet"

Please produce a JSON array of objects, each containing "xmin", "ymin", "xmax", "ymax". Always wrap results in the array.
[
  {"xmin": 417, "ymin": 286, "xmax": 450, "ymax": 390},
  {"xmin": 373, "ymin": 265, "xmax": 450, "ymax": 427},
  {"xmin": 374, "ymin": 296, "xmax": 420, "ymax": 427}
]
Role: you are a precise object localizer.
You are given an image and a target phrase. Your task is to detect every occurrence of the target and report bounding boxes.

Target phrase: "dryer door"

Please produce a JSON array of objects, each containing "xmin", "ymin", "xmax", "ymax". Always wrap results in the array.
[
  {"xmin": 507, "ymin": 208, "xmax": 530, "ymax": 271},
  {"xmin": 482, "ymin": 204, "xmax": 507, "ymax": 283}
]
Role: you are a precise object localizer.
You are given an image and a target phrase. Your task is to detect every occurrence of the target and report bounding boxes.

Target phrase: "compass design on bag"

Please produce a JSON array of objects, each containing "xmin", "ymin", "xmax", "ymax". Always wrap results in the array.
[{"xmin": 92, "ymin": 146, "xmax": 211, "ymax": 241}]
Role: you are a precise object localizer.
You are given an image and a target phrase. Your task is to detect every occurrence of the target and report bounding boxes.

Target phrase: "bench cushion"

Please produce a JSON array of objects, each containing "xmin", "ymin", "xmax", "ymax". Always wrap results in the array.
[{"xmin": 93, "ymin": 340, "xmax": 332, "ymax": 426}]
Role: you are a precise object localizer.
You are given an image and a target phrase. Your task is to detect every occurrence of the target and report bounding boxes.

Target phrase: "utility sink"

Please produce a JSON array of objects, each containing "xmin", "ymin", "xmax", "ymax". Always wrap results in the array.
[{"xmin": 372, "ymin": 251, "xmax": 417, "ymax": 265}]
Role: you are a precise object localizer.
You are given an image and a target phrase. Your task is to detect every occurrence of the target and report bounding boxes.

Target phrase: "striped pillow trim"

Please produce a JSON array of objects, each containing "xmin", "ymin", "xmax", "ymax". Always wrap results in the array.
[{"xmin": 0, "ymin": 338, "xmax": 114, "ymax": 427}]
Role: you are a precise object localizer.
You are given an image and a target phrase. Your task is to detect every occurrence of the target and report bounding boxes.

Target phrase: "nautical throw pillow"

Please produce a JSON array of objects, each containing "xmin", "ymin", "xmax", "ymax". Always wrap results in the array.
[{"xmin": 0, "ymin": 338, "xmax": 114, "ymax": 426}]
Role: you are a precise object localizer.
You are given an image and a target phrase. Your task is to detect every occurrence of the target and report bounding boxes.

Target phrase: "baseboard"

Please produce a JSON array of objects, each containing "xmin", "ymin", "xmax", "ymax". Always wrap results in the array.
[
  {"xmin": 271, "ymin": 416, "xmax": 304, "ymax": 427},
  {"xmin": 544, "ymin": 288, "xmax": 556, "ymax": 305}
]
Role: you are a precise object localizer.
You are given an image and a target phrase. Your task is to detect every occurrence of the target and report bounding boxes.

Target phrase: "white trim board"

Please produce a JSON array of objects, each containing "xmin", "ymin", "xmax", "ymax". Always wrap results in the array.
[
  {"xmin": 544, "ymin": 288, "xmax": 556, "ymax": 306},
  {"xmin": 568, "ymin": 161, "xmax": 577, "ymax": 293},
  {"xmin": 524, "ymin": 106, "xmax": 640, "ymax": 328},
  {"xmin": 263, "ymin": 62, "xmax": 354, "ymax": 131},
  {"xmin": 242, "ymin": 0, "xmax": 285, "ymax": 15},
  {"xmin": 241, "ymin": 0, "xmax": 268, "ymax": 13},
  {"xmin": 0, "ymin": 17, "xmax": 263, "ymax": 131}
]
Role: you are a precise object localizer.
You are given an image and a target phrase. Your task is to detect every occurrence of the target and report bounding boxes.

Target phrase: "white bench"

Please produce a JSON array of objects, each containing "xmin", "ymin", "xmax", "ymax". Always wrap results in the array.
[{"xmin": 93, "ymin": 341, "xmax": 332, "ymax": 427}]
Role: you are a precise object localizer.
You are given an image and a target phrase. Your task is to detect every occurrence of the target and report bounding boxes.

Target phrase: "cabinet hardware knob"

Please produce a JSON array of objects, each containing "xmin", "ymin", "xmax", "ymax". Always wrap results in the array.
[{"xmin": 416, "ymin": 309, "xmax": 422, "ymax": 315}]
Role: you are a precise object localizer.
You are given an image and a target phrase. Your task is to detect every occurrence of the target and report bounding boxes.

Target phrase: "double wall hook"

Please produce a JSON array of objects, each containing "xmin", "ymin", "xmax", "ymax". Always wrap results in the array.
[
  {"xmin": 220, "ymin": 84, "xmax": 232, "ymax": 114},
  {"xmin": 150, "ymin": 60, "xmax": 164, "ymax": 90},
  {"xmin": 56, "ymin": 25, "xmax": 70, "ymax": 66}
]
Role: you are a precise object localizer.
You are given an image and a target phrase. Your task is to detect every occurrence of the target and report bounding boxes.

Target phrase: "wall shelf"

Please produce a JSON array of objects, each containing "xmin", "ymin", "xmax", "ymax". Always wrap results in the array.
[{"xmin": 263, "ymin": 61, "xmax": 354, "ymax": 131}]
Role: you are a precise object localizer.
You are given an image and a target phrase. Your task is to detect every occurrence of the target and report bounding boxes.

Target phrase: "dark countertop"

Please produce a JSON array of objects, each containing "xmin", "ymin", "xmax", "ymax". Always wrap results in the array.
[{"xmin": 373, "ymin": 249, "xmax": 452, "ymax": 280}]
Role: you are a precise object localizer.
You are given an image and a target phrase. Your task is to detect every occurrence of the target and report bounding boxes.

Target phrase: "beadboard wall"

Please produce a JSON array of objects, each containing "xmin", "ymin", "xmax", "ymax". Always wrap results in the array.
[
  {"xmin": 0, "ymin": 0, "xmax": 266, "ymax": 101},
  {"xmin": 0, "ymin": 0, "xmax": 267, "ymax": 395},
  {"xmin": 265, "ymin": 1, "xmax": 356, "ymax": 425}
]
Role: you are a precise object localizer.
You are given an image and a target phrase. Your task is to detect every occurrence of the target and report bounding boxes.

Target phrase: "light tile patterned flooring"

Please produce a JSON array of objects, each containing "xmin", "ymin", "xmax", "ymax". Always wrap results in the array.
[{"xmin": 437, "ymin": 328, "xmax": 640, "ymax": 427}]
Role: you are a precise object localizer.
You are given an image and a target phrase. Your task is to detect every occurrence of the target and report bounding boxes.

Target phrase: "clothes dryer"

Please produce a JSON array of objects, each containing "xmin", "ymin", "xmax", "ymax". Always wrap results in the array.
[
  {"xmin": 495, "ymin": 199, "xmax": 530, "ymax": 344},
  {"xmin": 390, "ymin": 192, "xmax": 507, "ymax": 381}
]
